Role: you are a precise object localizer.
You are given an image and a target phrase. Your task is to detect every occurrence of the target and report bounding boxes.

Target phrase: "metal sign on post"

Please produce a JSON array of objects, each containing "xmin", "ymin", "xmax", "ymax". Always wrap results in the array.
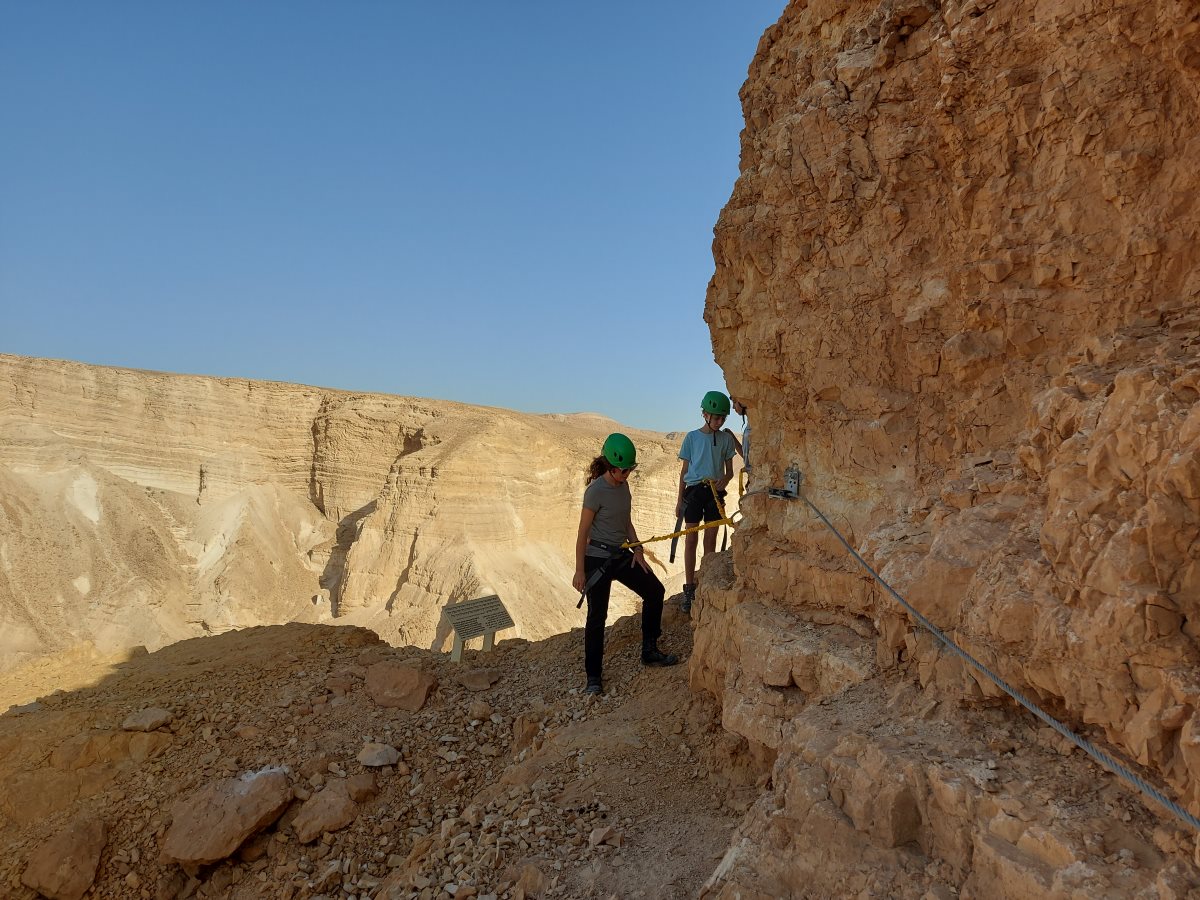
[{"xmin": 441, "ymin": 594, "xmax": 514, "ymax": 662}]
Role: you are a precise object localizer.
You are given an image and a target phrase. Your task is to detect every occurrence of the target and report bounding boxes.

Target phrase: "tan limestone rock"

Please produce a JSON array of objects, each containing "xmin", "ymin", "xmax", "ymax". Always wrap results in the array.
[
  {"xmin": 356, "ymin": 742, "xmax": 401, "ymax": 767},
  {"xmin": 458, "ymin": 668, "xmax": 502, "ymax": 691},
  {"xmin": 588, "ymin": 826, "xmax": 622, "ymax": 848},
  {"xmin": 292, "ymin": 780, "xmax": 359, "ymax": 843},
  {"xmin": 20, "ymin": 815, "xmax": 107, "ymax": 900},
  {"xmin": 345, "ymin": 771, "xmax": 377, "ymax": 802},
  {"xmin": 121, "ymin": 707, "xmax": 173, "ymax": 731},
  {"xmin": 515, "ymin": 863, "xmax": 548, "ymax": 898},
  {"xmin": 161, "ymin": 768, "xmax": 292, "ymax": 866},
  {"xmin": 365, "ymin": 662, "xmax": 437, "ymax": 711},
  {"xmin": 468, "ymin": 699, "xmax": 493, "ymax": 720},
  {"xmin": 695, "ymin": 0, "xmax": 1200, "ymax": 891},
  {"xmin": 3, "ymin": 768, "xmax": 85, "ymax": 826}
]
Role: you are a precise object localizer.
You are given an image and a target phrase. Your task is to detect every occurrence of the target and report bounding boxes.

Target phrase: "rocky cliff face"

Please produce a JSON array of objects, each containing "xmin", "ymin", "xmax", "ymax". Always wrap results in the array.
[
  {"xmin": 697, "ymin": 0, "xmax": 1200, "ymax": 894},
  {"xmin": 0, "ymin": 355, "xmax": 685, "ymax": 675}
]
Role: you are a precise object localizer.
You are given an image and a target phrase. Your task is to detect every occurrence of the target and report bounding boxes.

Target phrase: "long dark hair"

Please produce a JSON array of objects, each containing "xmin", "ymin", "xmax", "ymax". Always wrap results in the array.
[{"xmin": 587, "ymin": 455, "xmax": 611, "ymax": 483}]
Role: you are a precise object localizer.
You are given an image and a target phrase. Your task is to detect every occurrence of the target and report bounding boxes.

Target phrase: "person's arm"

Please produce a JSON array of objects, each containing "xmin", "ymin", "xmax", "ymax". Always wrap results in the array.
[
  {"xmin": 675, "ymin": 459, "xmax": 689, "ymax": 518},
  {"xmin": 724, "ymin": 427, "xmax": 744, "ymax": 457},
  {"xmin": 626, "ymin": 513, "xmax": 650, "ymax": 572},
  {"xmin": 573, "ymin": 506, "xmax": 597, "ymax": 592},
  {"xmin": 718, "ymin": 435, "xmax": 735, "ymax": 491}
]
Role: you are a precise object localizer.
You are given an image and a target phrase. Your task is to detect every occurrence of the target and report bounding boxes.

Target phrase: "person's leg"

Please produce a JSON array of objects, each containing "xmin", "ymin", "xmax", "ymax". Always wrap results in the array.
[
  {"xmin": 612, "ymin": 560, "xmax": 676, "ymax": 666},
  {"xmin": 682, "ymin": 529, "xmax": 699, "ymax": 586},
  {"xmin": 583, "ymin": 558, "xmax": 612, "ymax": 687},
  {"xmin": 681, "ymin": 485, "xmax": 705, "ymax": 611},
  {"xmin": 611, "ymin": 560, "xmax": 665, "ymax": 649},
  {"xmin": 685, "ymin": 490, "xmax": 721, "ymax": 613}
]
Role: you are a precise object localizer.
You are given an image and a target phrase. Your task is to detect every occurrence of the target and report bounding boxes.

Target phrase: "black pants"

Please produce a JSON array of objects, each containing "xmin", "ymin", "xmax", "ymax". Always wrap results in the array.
[{"xmin": 583, "ymin": 554, "xmax": 665, "ymax": 679}]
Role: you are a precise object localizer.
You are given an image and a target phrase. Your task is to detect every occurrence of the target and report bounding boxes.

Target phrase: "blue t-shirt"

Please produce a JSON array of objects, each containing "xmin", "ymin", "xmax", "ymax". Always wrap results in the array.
[{"xmin": 679, "ymin": 428, "xmax": 736, "ymax": 486}]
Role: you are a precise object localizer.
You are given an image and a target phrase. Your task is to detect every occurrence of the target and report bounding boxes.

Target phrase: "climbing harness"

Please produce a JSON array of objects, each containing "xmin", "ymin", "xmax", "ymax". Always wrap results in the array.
[
  {"xmin": 575, "ymin": 542, "xmax": 632, "ymax": 609},
  {"xmin": 768, "ymin": 465, "xmax": 1200, "ymax": 833},
  {"xmin": 575, "ymin": 538, "xmax": 667, "ymax": 609}
]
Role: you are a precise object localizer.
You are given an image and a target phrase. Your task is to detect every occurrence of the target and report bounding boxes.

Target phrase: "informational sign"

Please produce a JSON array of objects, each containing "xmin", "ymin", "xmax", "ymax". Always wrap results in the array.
[{"xmin": 441, "ymin": 594, "xmax": 514, "ymax": 661}]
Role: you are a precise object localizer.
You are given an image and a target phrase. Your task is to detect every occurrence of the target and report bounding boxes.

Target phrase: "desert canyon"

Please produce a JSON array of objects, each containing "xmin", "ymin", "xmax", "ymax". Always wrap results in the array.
[
  {"xmin": 5, "ymin": 0, "xmax": 1200, "ymax": 898},
  {"xmin": 0, "ymin": 351, "xmax": 691, "ymax": 697}
]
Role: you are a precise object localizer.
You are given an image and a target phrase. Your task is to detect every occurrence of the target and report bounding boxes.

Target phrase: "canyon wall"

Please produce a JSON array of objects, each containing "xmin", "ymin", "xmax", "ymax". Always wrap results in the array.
[
  {"xmin": 0, "ymin": 354, "xmax": 688, "ymax": 672},
  {"xmin": 696, "ymin": 0, "xmax": 1200, "ymax": 893}
]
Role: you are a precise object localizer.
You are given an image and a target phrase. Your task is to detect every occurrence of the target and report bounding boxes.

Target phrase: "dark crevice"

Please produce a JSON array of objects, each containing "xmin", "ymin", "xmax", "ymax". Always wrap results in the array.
[
  {"xmin": 308, "ymin": 397, "xmax": 336, "ymax": 516},
  {"xmin": 384, "ymin": 529, "xmax": 421, "ymax": 614},
  {"xmin": 315, "ymin": 422, "xmax": 428, "ymax": 616},
  {"xmin": 320, "ymin": 500, "xmax": 377, "ymax": 616}
]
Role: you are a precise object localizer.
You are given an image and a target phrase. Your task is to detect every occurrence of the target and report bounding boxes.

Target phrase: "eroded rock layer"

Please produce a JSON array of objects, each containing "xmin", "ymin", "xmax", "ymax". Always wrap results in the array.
[
  {"xmin": 0, "ymin": 354, "xmax": 684, "ymax": 678},
  {"xmin": 698, "ymin": 0, "xmax": 1200, "ymax": 894}
]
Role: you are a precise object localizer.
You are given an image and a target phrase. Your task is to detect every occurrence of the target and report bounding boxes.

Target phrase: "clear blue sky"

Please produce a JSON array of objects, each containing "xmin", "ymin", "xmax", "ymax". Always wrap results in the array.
[{"xmin": 1, "ymin": 2, "xmax": 784, "ymax": 432}]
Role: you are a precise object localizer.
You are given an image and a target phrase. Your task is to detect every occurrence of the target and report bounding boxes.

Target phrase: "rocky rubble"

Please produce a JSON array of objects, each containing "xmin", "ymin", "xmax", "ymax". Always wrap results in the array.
[
  {"xmin": 0, "ymin": 609, "xmax": 750, "ymax": 900},
  {"xmin": 7, "ymin": 581, "xmax": 1197, "ymax": 900}
]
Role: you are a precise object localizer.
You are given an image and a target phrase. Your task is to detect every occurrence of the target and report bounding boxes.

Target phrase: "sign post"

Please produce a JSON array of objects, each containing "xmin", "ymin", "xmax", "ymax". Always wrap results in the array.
[{"xmin": 441, "ymin": 594, "xmax": 515, "ymax": 662}]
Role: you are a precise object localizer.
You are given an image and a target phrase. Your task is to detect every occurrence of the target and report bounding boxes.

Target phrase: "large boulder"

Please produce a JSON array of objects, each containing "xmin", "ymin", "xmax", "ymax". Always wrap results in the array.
[
  {"xmin": 161, "ymin": 768, "xmax": 292, "ymax": 866},
  {"xmin": 21, "ymin": 815, "xmax": 107, "ymax": 900},
  {"xmin": 365, "ymin": 662, "xmax": 437, "ymax": 711}
]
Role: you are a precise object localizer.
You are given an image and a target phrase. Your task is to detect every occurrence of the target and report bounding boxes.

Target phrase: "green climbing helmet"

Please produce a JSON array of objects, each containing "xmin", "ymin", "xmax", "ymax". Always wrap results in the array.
[
  {"xmin": 602, "ymin": 433, "xmax": 637, "ymax": 468},
  {"xmin": 701, "ymin": 390, "xmax": 731, "ymax": 416}
]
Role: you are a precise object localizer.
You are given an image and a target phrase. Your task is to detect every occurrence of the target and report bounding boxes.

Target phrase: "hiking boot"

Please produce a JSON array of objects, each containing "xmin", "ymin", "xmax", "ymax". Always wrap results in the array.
[
  {"xmin": 641, "ymin": 647, "xmax": 679, "ymax": 667},
  {"xmin": 584, "ymin": 676, "xmax": 603, "ymax": 695},
  {"xmin": 681, "ymin": 584, "xmax": 696, "ymax": 614}
]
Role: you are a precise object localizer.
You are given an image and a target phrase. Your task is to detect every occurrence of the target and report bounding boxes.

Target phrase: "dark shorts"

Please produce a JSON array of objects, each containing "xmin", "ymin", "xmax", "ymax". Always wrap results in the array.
[{"xmin": 682, "ymin": 483, "xmax": 727, "ymax": 525}]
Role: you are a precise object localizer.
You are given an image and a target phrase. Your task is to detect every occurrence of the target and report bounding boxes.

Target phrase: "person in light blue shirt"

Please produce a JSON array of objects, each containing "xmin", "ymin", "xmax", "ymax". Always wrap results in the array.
[{"xmin": 675, "ymin": 391, "xmax": 737, "ymax": 613}]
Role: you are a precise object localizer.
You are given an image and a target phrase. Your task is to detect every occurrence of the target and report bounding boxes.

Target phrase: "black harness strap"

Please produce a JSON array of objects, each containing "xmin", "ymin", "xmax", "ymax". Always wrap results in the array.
[{"xmin": 576, "ymin": 545, "xmax": 632, "ymax": 609}]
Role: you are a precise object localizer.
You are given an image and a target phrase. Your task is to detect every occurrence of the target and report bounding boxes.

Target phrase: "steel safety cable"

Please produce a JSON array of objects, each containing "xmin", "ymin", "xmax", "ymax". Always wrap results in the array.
[{"xmin": 794, "ymin": 487, "xmax": 1200, "ymax": 833}]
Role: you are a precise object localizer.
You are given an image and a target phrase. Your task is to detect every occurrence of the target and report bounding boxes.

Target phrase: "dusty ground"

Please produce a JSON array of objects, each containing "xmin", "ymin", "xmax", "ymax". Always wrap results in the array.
[
  {"xmin": 6, "ymin": 586, "xmax": 1200, "ymax": 900},
  {"xmin": 0, "ymin": 595, "xmax": 756, "ymax": 900}
]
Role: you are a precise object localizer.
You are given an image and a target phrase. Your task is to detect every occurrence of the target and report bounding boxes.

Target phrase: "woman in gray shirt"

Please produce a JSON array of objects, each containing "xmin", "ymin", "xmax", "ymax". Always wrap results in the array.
[{"xmin": 573, "ymin": 433, "xmax": 678, "ymax": 695}]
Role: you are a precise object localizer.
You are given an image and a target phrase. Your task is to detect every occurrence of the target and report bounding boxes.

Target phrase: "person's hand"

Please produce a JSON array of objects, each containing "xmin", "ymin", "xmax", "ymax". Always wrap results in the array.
[
  {"xmin": 675, "ymin": 498, "xmax": 684, "ymax": 518},
  {"xmin": 572, "ymin": 569, "xmax": 586, "ymax": 592},
  {"xmin": 631, "ymin": 547, "xmax": 650, "ymax": 573}
]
